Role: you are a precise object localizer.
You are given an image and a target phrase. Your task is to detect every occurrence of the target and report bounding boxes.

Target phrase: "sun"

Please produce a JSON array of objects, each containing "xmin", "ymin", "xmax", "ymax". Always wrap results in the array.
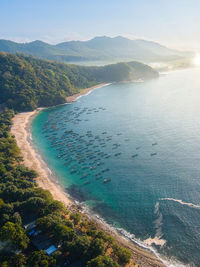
[{"xmin": 193, "ymin": 54, "xmax": 200, "ymax": 66}]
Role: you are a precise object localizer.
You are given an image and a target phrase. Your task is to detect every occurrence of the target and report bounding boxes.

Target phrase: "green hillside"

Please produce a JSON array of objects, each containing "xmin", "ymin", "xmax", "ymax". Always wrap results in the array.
[{"xmin": 0, "ymin": 53, "xmax": 158, "ymax": 111}]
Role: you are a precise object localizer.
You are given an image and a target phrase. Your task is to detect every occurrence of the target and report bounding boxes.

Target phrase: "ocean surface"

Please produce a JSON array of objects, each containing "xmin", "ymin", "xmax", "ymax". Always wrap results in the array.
[{"xmin": 32, "ymin": 68, "xmax": 200, "ymax": 266}]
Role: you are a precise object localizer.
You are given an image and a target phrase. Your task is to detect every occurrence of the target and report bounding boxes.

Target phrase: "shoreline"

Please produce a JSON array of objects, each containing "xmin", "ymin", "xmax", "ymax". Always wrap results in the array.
[
  {"xmin": 66, "ymin": 83, "xmax": 111, "ymax": 102},
  {"xmin": 11, "ymin": 109, "xmax": 73, "ymax": 207},
  {"xmin": 11, "ymin": 85, "xmax": 167, "ymax": 267}
]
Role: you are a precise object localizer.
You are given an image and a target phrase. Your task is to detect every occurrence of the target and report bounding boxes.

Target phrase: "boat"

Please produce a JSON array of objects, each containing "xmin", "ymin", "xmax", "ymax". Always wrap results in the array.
[
  {"xmin": 80, "ymin": 175, "xmax": 87, "ymax": 179},
  {"xmin": 152, "ymin": 142, "xmax": 158, "ymax": 146},
  {"xmin": 90, "ymin": 166, "xmax": 96, "ymax": 170},
  {"xmin": 102, "ymin": 168, "xmax": 109, "ymax": 173},
  {"xmin": 103, "ymin": 179, "xmax": 111, "ymax": 183},
  {"xmin": 151, "ymin": 152, "xmax": 157, "ymax": 156},
  {"xmin": 84, "ymin": 181, "xmax": 90, "ymax": 185},
  {"xmin": 132, "ymin": 154, "xmax": 138, "ymax": 158}
]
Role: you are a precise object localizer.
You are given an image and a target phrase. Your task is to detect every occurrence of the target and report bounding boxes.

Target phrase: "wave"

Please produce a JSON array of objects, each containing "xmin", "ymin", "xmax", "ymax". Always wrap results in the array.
[
  {"xmin": 144, "ymin": 202, "xmax": 166, "ymax": 247},
  {"xmin": 159, "ymin": 198, "xmax": 200, "ymax": 210},
  {"xmin": 154, "ymin": 201, "xmax": 164, "ymax": 238},
  {"xmin": 75, "ymin": 83, "xmax": 111, "ymax": 101},
  {"xmin": 78, "ymin": 201, "xmax": 188, "ymax": 267}
]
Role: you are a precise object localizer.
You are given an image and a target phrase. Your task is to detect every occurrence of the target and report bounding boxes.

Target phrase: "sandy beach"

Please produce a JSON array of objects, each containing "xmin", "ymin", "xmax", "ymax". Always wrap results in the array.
[
  {"xmin": 11, "ymin": 85, "xmax": 166, "ymax": 267},
  {"xmin": 66, "ymin": 83, "xmax": 110, "ymax": 102},
  {"xmin": 11, "ymin": 109, "xmax": 73, "ymax": 207}
]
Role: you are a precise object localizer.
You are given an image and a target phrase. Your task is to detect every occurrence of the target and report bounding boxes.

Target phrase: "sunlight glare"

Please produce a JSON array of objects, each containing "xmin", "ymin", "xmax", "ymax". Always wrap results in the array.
[{"xmin": 193, "ymin": 54, "xmax": 200, "ymax": 66}]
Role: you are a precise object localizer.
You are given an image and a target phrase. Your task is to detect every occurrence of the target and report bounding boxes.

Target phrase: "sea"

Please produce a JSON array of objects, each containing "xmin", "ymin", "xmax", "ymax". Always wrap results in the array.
[{"xmin": 32, "ymin": 68, "xmax": 200, "ymax": 266}]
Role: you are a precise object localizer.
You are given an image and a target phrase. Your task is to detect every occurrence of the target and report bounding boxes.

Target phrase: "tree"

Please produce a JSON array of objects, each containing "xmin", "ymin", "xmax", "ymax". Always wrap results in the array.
[
  {"xmin": 0, "ymin": 162, "xmax": 6, "ymax": 176},
  {"xmin": 27, "ymin": 251, "xmax": 56, "ymax": 267},
  {"xmin": 70, "ymin": 212, "xmax": 81, "ymax": 225},
  {"xmin": 54, "ymin": 224, "xmax": 75, "ymax": 242},
  {"xmin": 0, "ymin": 222, "xmax": 29, "ymax": 250},
  {"xmin": 0, "ymin": 198, "xmax": 4, "ymax": 208},
  {"xmin": 113, "ymin": 244, "xmax": 131, "ymax": 265},
  {"xmin": 63, "ymin": 235, "xmax": 91, "ymax": 260},
  {"xmin": 43, "ymin": 200, "xmax": 65, "ymax": 215},
  {"xmin": 36, "ymin": 213, "xmax": 72, "ymax": 233},
  {"xmin": 10, "ymin": 254, "xmax": 27, "ymax": 267},
  {"xmin": 87, "ymin": 255, "xmax": 119, "ymax": 267},
  {"xmin": 89, "ymin": 238, "xmax": 105, "ymax": 259}
]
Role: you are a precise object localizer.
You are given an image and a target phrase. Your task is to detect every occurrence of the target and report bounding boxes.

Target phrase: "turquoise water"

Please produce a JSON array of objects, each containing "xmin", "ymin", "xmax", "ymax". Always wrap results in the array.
[{"xmin": 32, "ymin": 68, "xmax": 200, "ymax": 266}]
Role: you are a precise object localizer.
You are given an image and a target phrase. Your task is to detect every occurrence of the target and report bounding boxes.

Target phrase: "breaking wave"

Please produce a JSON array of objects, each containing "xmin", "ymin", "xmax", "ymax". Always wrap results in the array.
[{"xmin": 159, "ymin": 198, "xmax": 200, "ymax": 210}]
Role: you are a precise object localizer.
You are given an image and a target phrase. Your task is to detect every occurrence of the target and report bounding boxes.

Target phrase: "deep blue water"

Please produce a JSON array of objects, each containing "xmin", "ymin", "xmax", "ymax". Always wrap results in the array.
[{"xmin": 32, "ymin": 68, "xmax": 200, "ymax": 266}]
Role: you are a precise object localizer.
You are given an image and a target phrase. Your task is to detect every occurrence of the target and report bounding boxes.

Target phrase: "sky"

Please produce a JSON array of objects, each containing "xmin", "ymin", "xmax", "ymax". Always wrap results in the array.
[{"xmin": 0, "ymin": 0, "xmax": 200, "ymax": 51}]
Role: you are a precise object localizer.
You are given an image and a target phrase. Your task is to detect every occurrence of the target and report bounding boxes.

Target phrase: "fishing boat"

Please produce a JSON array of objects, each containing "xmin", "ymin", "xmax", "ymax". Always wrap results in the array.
[
  {"xmin": 151, "ymin": 152, "xmax": 157, "ymax": 156},
  {"xmin": 103, "ymin": 179, "xmax": 111, "ymax": 183},
  {"xmin": 102, "ymin": 168, "xmax": 109, "ymax": 173},
  {"xmin": 90, "ymin": 166, "xmax": 96, "ymax": 170},
  {"xmin": 84, "ymin": 181, "xmax": 90, "ymax": 185},
  {"xmin": 152, "ymin": 142, "xmax": 158, "ymax": 146},
  {"xmin": 132, "ymin": 154, "xmax": 138, "ymax": 158}
]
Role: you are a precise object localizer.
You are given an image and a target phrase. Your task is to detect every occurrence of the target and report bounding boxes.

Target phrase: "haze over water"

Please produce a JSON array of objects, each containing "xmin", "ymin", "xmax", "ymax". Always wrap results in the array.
[{"xmin": 32, "ymin": 68, "xmax": 200, "ymax": 266}]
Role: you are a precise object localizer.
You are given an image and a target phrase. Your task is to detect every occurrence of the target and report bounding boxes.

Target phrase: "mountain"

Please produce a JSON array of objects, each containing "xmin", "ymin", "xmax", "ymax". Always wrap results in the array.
[
  {"xmin": 0, "ymin": 36, "xmax": 193, "ymax": 64},
  {"xmin": 0, "ymin": 52, "xmax": 158, "ymax": 111}
]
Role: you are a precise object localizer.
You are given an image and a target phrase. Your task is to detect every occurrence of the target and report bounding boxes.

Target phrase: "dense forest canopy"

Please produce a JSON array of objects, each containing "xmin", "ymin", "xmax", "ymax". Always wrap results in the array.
[{"xmin": 0, "ymin": 52, "xmax": 158, "ymax": 111}]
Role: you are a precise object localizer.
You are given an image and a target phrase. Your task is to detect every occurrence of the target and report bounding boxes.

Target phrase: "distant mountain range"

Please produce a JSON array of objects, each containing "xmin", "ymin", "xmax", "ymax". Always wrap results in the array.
[{"xmin": 0, "ymin": 36, "xmax": 193, "ymax": 64}]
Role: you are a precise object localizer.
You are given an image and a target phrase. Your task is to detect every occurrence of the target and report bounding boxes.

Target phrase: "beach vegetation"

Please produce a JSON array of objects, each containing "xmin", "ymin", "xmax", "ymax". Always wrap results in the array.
[
  {"xmin": 0, "ymin": 221, "xmax": 29, "ymax": 250},
  {"xmin": 113, "ymin": 244, "xmax": 132, "ymax": 265},
  {"xmin": 70, "ymin": 212, "xmax": 81, "ymax": 225},
  {"xmin": 27, "ymin": 251, "xmax": 56, "ymax": 267},
  {"xmin": 87, "ymin": 255, "xmax": 120, "ymax": 267},
  {"xmin": 0, "ymin": 110, "xmax": 134, "ymax": 265}
]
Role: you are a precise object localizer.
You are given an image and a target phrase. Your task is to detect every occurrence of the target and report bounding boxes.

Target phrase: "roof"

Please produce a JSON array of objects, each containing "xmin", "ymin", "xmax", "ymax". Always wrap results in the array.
[
  {"xmin": 28, "ymin": 229, "xmax": 35, "ymax": 236},
  {"xmin": 45, "ymin": 245, "xmax": 57, "ymax": 255}
]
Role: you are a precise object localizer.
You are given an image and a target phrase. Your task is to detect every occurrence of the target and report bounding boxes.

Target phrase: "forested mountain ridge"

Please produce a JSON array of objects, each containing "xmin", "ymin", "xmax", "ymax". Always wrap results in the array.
[
  {"xmin": 0, "ymin": 52, "xmax": 158, "ymax": 111},
  {"xmin": 0, "ymin": 36, "xmax": 193, "ymax": 64}
]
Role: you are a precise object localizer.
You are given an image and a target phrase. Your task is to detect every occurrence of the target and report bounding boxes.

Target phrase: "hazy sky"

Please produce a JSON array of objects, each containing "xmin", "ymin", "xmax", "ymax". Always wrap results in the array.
[{"xmin": 1, "ymin": 0, "xmax": 200, "ymax": 50}]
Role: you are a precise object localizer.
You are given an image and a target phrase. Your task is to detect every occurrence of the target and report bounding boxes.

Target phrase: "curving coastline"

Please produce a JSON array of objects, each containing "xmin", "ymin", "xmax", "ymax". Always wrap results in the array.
[
  {"xmin": 11, "ymin": 85, "xmax": 167, "ymax": 267},
  {"xmin": 11, "ymin": 109, "xmax": 73, "ymax": 207},
  {"xmin": 66, "ymin": 83, "xmax": 111, "ymax": 102}
]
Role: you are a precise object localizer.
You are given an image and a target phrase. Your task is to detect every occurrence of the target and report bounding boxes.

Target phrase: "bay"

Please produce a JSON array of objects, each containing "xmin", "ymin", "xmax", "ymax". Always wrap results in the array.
[{"xmin": 32, "ymin": 68, "xmax": 200, "ymax": 266}]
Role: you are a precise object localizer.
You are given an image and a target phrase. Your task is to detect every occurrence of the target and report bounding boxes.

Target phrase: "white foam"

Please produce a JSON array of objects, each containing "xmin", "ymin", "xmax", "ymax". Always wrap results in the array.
[
  {"xmin": 76, "ymin": 201, "xmax": 188, "ymax": 267},
  {"xmin": 144, "ymin": 202, "xmax": 166, "ymax": 247},
  {"xmin": 74, "ymin": 83, "xmax": 111, "ymax": 101},
  {"xmin": 159, "ymin": 198, "xmax": 200, "ymax": 210}
]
